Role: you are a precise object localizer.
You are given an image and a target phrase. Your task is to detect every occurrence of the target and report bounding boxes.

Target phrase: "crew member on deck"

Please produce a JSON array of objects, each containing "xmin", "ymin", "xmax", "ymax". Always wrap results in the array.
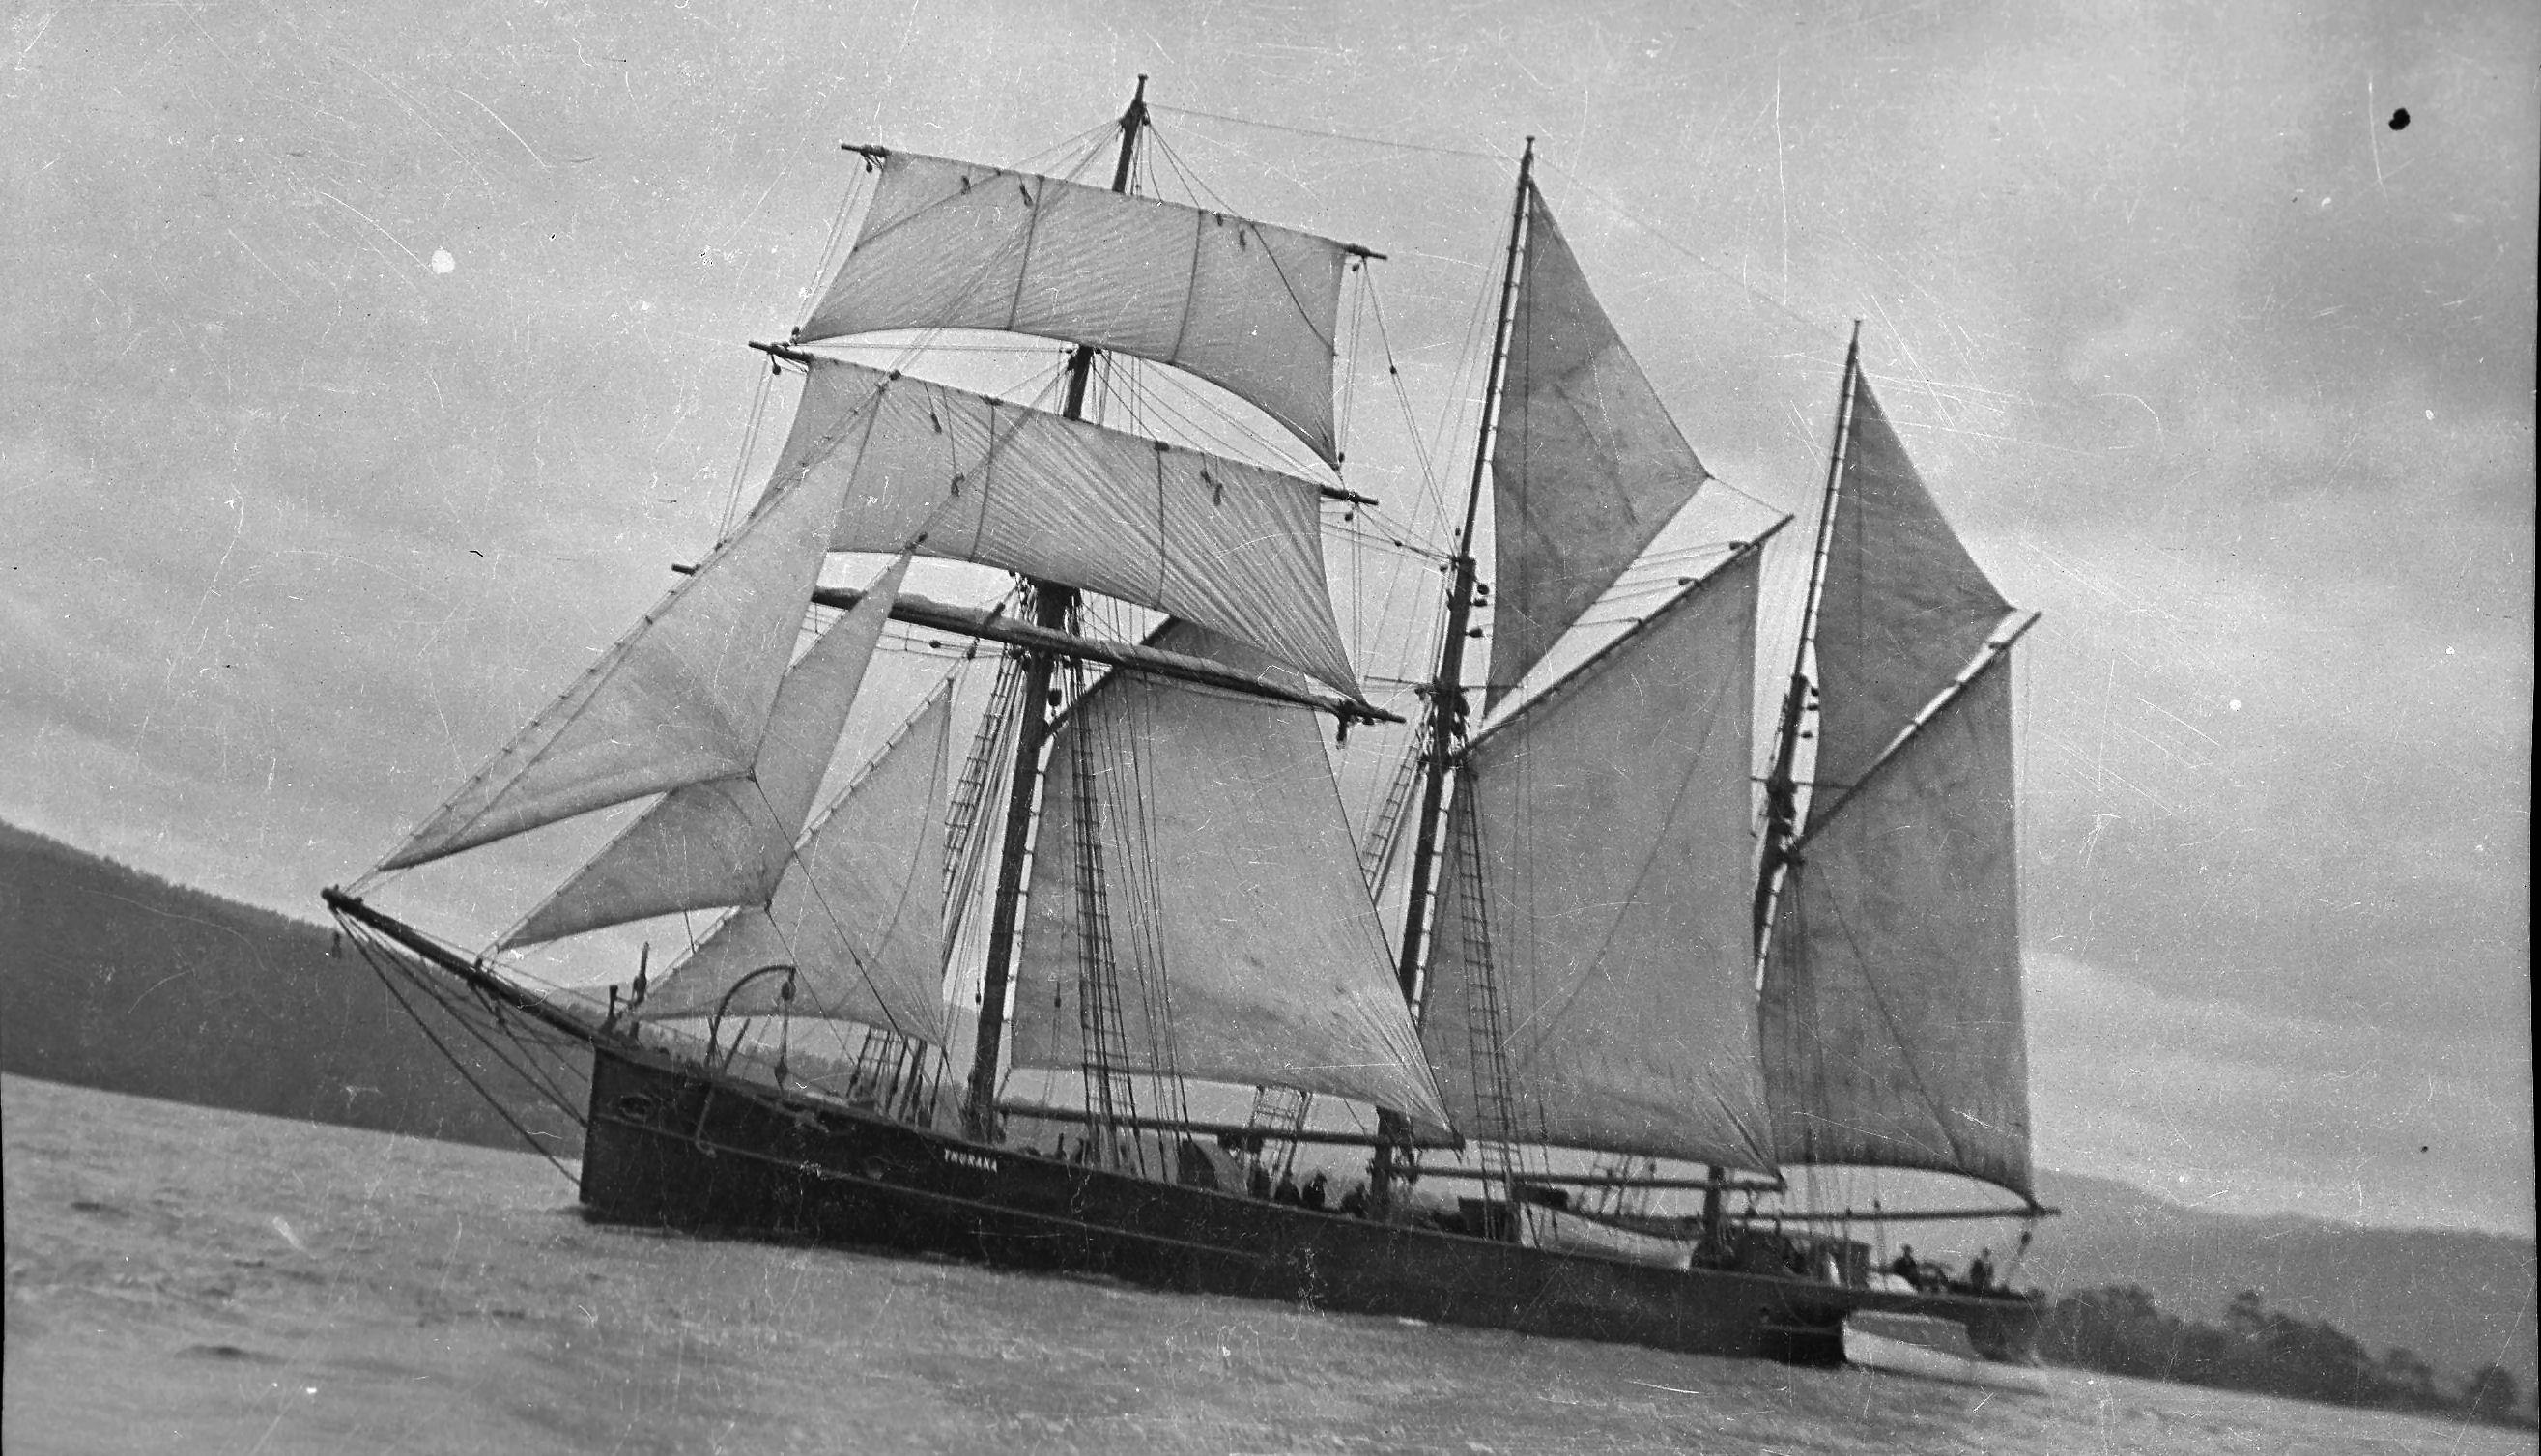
[
  {"xmin": 1889, "ymin": 1244, "xmax": 1922, "ymax": 1290},
  {"xmin": 1274, "ymin": 1170, "xmax": 1301, "ymax": 1205},
  {"xmin": 1966, "ymin": 1248, "xmax": 1994, "ymax": 1294},
  {"xmin": 1302, "ymin": 1172, "xmax": 1328, "ymax": 1211}
]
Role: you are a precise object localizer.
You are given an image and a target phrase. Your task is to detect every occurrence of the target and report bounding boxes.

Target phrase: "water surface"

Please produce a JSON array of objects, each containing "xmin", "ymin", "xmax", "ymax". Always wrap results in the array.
[{"xmin": 6, "ymin": 1075, "xmax": 2526, "ymax": 1454}]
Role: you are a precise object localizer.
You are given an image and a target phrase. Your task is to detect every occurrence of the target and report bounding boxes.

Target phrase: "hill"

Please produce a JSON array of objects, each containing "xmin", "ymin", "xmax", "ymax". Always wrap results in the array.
[
  {"xmin": 2030, "ymin": 1168, "xmax": 2536, "ymax": 1410},
  {"xmin": 0, "ymin": 821, "xmax": 579, "ymax": 1156}
]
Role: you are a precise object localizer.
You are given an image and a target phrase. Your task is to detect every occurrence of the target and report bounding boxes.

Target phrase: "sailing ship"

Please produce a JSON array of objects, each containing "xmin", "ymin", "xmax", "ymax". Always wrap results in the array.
[{"xmin": 327, "ymin": 79, "xmax": 2053, "ymax": 1369}]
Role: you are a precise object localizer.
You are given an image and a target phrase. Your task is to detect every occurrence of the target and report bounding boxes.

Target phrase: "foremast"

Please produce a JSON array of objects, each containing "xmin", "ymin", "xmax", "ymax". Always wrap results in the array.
[
  {"xmin": 962, "ymin": 76, "xmax": 1151, "ymax": 1140},
  {"xmin": 1374, "ymin": 138, "xmax": 1536, "ymax": 1200}
]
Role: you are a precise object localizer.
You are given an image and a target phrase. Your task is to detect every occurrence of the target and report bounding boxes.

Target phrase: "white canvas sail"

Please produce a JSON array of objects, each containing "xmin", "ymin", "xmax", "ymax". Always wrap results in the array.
[
  {"xmin": 1006, "ymin": 625, "xmax": 1450, "ymax": 1134},
  {"xmin": 642, "ymin": 684, "xmax": 957, "ymax": 1044},
  {"xmin": 379, "ymin": 460, "xmax": 854, "ymax": 871},
  {"xmin": 1761, "ymin": 657, "xmax": 2033, "ymax": 1198},
  {"xmin": 1808, "ymin": 378, "xmax": 2011, "ymax": 799},
  {"xmin": 799, "ymin": 150, "xmax": 1350, "ymax": 466},
  {"xmin": 500, "ymin": 555, "xmax": 913, "ymax": 947},
  {"xmin": 767, "ymin": 360, "xmax": 1360, "ymax": 699},
  {"xmin": 1486, "ymin": 188, "xmax": 1711, "ymax": 704},
  {"xmin": 1419, "ymin": 550, "xmax": 1776, "ymax": 1173}
]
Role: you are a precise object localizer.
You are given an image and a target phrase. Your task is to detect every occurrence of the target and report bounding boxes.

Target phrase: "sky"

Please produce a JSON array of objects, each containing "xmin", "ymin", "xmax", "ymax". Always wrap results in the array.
[{"xmin": 4, "ymin": 1, "xmax": 2531, "ymax": 1236}]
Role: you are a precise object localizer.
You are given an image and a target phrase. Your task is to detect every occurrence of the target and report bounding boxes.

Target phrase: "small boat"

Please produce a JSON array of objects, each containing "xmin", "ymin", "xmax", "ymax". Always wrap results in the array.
[{"xmin": 1844, "ymin": 1311, "xmax": 2050, "ymax": 1393}]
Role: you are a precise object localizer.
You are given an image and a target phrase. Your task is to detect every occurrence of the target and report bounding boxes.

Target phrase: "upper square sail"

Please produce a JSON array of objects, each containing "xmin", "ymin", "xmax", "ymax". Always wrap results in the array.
[
  {"xmin": 798, "ymin": 149, "xmax": 1351, "ymax": 467},
  {"xmin": 1486, "ymin": 187, "xmax": 1712, "ymax": 705},
  {"xmin": 765, "ymin": 359, "xmax": 1361, "ymax": 699},
  {"xmin": 377, "ymin": 458, "xmax": 853, "ymax": 872},
  {"xmin": 1006, "ymin": 624, "xmax": 1452, "ymax": 1135},
  {"xmin": 1420, "ymin": 545, "xmax": 1777, "ymax": 1173},
  {"xmin": 1807, "ymin": 377, "xmax": 2011, "ymax": 802}
]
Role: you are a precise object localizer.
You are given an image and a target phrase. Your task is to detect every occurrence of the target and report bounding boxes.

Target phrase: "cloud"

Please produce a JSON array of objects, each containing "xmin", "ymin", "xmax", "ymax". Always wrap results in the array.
[{"xmin": 2030, "ymin": 951, "xmax": 2534, "ymax": 1233}]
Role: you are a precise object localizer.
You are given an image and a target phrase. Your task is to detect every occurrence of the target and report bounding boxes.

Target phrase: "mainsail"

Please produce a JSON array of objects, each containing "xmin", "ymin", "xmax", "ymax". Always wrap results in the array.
[
  {"xmin": 1760, "ymin": 659, "xmax": 2032, "ymax": 1197},
  {"xmin": 378, "ymin": 460, "xmax": 854, "ymax": 871},
  {"xmin": 799, "ymin": 148, "xmax": 1353, "ymax": 466},
  {"xmin": 1485, "ymin": 188, "xmax": 1711, "ymax": 704},
  {"xmin": 1006, "ymin": 625, "xmax": 1452, "ymax": 1135},
  {"xmin": 766, "ymin": 359, "xmax": 1360, "ymax": 698},
  {"xmin": 641, "ymin": 683, "xmax": 957, "ymax": 1044},
  {"xmin": 502, "ymin": 555, "xmax": 913, "ymax": 946},
  {"xmin": 1420, "ymin": 545, "xmax": 1778, "ymax": 1172}
]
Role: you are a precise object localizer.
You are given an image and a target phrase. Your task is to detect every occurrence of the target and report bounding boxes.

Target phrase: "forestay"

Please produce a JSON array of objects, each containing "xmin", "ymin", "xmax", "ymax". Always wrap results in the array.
[
  {"xmin": 767, "ymin": 359, "xmax": 1360, "ymax": 699},
  {"xmin": 642, "ymin": 684, "xmax": 957, "ymax": 1045},
  {"xmin": 1421, "ymin": 552, "xmax": 1777, "ymax": 1173},
  {"xmin": 799, "ymin": 149, "xmax": 1350, "ymax": 467},
  {"xmin": 500, "ymin": 555, "xmax": 911, "ymax": 947},
  {"xmin": 1006, "ymin": 624, "xmax": 1451, "ymax": 1135},
  {"xmin": 1808, "ymin": 378, "xmax": 2011, "ymax": 799},
  {"xmin": 1486, "ymin": 188, "xmax": 1711, "ymax": 705},
  {"xmin": 378, "ymin": 460, "xmax": 853, "ymax": 871},
  {"xmin": 1760, "ymin": 659, "xmax": 2033, "ymax": 1198}
]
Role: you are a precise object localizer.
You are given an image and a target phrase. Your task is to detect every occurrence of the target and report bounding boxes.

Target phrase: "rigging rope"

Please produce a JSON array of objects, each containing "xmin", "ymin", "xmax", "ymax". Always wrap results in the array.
[{"xmin": 1151, "ymin": 104, "xmax": 1511, "ymax": 161}]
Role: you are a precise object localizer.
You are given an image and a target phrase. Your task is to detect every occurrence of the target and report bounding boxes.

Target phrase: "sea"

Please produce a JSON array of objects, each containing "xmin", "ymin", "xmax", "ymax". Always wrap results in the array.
[{"xmin": 5, "ymin": 1074, "xmax": 2529, "ymax": 1456}]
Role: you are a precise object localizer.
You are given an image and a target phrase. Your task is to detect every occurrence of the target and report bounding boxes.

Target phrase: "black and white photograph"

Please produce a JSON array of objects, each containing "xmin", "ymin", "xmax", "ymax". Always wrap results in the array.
[{"xmin": 4, "ymin": 3, "xmax": 2532, "ymax": 1451}]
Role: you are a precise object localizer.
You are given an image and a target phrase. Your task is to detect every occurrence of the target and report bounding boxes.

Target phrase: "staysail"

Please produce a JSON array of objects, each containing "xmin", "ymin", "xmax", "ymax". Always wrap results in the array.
[
  {"xmin": 378, "ymin": 460, "xmax": 853, "ymax": 871},
  {"xmin": 1807, "ymin": 377, "xmax": 2010, "ymax": 795},
  {"xmin": 766, "ymin": 359, "xmax": 1360, "ymax": 698},
  {"xmin": 641, "ymin": 683, "xmax": 957, "ymax": 1044},
  {"xmin": 500, "ymin": 555, "xmax": 912, "ymax": 947},
  {"xmin": 1760, "ymin": 656, "xmax": 2033, "ymax": 1197},
  {"xmin": 799, "ymin": 149, "xmax": 1351, "ymax": 466},
  {"xmin": 1420, "ymin": 545, "xmax": 1777, "ymax": 1172},
  {"xmin": 1486, "ymin": 187, "xmax": 1711, "ymax": 704},
  {"xmin": 1006, "ymin": 625, "xmax": 1451, "ymax": 1134}
]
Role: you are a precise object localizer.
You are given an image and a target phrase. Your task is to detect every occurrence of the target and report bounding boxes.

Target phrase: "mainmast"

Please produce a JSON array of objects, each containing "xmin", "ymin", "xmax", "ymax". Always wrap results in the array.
[
  {"xmin": 1752, "ymin": 321, "xmax": 1861, "ymax": 970},
  {"xmin": 1375, "ymin": 138, "xmax": 1535, "ymax": 1191},
  {"xmin": 963, "ymin": 76, "xmax": 1150, "ymax": 1139}
]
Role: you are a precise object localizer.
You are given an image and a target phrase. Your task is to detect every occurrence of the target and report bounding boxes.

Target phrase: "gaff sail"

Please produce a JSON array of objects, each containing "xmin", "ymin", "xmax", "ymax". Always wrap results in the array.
[
  {"xmin": 1761, "ymin": 656, "xmax": 2033, "ymax": 1198},
  {"xmin": 1421, "ymin": 547, "xmax": 1778, "ymax": 1173}
]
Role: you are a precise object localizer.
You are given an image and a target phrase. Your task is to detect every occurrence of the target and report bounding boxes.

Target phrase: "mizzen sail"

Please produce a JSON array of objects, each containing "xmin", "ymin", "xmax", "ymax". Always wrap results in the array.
[
  {"xmin": 1486, "ymin": 188, "xmax": 1711, "ymax": 704},
  {"xmin": 378, "ymin": 461, "xmax": 853, "ymax": 871},
  {"xmin": 1006, "ymin": 625, "xmax": 1450, "ymax": 1133},
  {"xmin": 500, "ymin": 555, "xmax": 912, "ymax": 947},
  {"xmin": 799, "ymin": 149, "xmax": 1351, "ymax": 466},
  {"xmin": 1420, "ymin": 547, "xmax": 1777, "ymax": 1172},
  {"xmin": 769, "ymin": 359, "xmax": 1360, "ymax": 699},
  {"xmin": 642, "ymin": 683, "xmax": 957, "ymax": 1044},
  {"xmin": 1760, "ymin": 655, "xmax": 2033, "ymax": 1198}
]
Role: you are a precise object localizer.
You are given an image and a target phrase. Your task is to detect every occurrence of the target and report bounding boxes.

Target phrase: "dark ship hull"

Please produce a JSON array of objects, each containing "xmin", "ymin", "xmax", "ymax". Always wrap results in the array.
[{"xmin": 581, "ymin": 1038, "xmax": 2046, "ymax": 1366}]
